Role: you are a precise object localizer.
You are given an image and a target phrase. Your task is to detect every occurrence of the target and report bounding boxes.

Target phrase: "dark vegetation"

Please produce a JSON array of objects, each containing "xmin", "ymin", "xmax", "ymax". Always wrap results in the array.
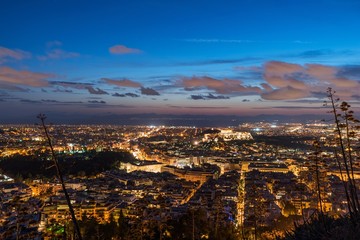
[
  {"xmin": 57, "ymin": 207, "xmax": 239, "ymax": 240},
  {"xmin": 280, "ymin": 88, "xmax": 360, "ymax": 239},
  {"xmin": 200, "ymin": 128, "xmax": 221, "ymax": 135},
  {"xmin": 0, "ymin": 151, "xmax": 135, "ymax": 180},
  {"xmin": 281, "ymin": 214, "xmax": 360, "ymax": 240}
]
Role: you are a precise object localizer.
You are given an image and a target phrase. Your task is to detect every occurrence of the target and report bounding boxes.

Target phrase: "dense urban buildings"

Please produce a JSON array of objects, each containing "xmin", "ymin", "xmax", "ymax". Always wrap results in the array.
[{"xmin": 1, "ymin": 122, "xmax": 359, "ymax": 239}]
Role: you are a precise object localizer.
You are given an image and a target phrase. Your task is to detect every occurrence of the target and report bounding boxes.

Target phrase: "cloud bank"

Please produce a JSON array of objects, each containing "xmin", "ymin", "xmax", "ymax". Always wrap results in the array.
[
  {"xmin": 0, "ymin": 66, "xmax": 52, "ymax": 88},
  {"xmin": 0, "ymin": 46, "xmax": 31, "ymax": 64},
  {"xmin": 109, "ymin": 45, "xmax": 142, "ymax": 54},
  {"xmin": 180, "ymin": 76, "xmax": 262, "ymax": 94},
  {"xmin": 102, "ymin": 78, "xmax": 142, "ymax": 88},
  {"xmin": 259, "ymin": 61, "xmax": 360, "ymax": 100}
]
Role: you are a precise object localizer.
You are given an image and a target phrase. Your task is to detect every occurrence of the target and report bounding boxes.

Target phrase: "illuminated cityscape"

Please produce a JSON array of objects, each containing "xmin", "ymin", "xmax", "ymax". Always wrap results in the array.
[
  {"xmin": 1, "ymin": 121, "xmax": 359, "ymax": 239},
  {"xmin": 1, "ymin": 0, "xmax": 360, "ymax": 239}
]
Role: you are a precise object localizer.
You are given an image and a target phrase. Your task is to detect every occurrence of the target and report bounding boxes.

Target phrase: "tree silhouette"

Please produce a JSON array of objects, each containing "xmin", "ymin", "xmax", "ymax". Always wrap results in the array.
[
  {"xmin": 325, "ymin": 88, "xmax": 360, "ymax": 224},
  {"xmin": 37, "ymin": 113, "xmax": 82, "ymax": 239}
]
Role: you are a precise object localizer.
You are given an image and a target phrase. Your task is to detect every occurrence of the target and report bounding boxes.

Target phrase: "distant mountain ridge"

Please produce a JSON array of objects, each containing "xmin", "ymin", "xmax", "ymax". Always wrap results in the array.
[{"xmin": 1, "ymin": 113, "xmax": 330, "ymax": 126}]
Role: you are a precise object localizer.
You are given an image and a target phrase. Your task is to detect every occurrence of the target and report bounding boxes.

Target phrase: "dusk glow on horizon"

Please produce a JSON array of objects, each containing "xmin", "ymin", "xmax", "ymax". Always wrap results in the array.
[{"xmin": 1, "ymin": 0, "xmax": 360, "ymax": 124}]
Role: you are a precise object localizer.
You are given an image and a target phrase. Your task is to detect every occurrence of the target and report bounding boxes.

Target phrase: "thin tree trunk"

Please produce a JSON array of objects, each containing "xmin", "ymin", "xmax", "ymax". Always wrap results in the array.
[
  {"xmin": 327, "ymin": 88, "xmax": 357, "ymax": 224},
  {"xmin": 38, "ymin": 114, "xmax": 82, "ymax": 240},
  {"xmin": 314, "ymin": 153, "xmax": 323, "ymax": 214}
]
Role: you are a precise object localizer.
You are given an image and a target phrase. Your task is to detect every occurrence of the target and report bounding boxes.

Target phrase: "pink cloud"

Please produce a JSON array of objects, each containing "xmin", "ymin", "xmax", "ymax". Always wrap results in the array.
[
  {"xmin": 327, "ymin": 77, "xmax": 359, "ymax": 88},
  {"xmin": 261, "ymin": 87, "xmax": 309, "ymax": 100},
  {"xmin": 260, "ymin": 83, "xmax": 273, "ymax": 91},
  {"xmin": 260, "ymin": 61, "xmax": 360, "ymax": 100},
  {"xmin": 263, "ymin": 61, "xmax": 307, "ymax": 89},
  {"xmin": 305, "ymin": 64, "xmax": 337, "ymax": 80},
  {"xmin": 0, "ymin": 66, "xmax": 53, "ymax": 87},
  {"xmin": 181, "ymin": 76, "xmax": 262, "ymax": 94},
  {"xmin": 109, "ymin": 45, "xmax": 142, "ymax": 54},
  {"xmin": 0, "ymin": 46, "xmax": 31, "ymax": 63},
  {"xmin": 305, "ymin": 63, "xmax": 359, "ymax": 88},
  {"xmin": 102, "ymin": 78, "xmax": 142, "ymax": 88},
  {"xmin": 264, "ymin": 75, "xmax": 307, "ymax": 89},
  {"xmin": 265, "ymin": 61, "xmax": 304, "ymax": 76}
]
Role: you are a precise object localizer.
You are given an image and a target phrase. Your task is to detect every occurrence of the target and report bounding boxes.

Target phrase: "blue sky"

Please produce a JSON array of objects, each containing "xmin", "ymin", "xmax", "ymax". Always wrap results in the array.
[{"xmin": 1, "ymin": 0, "xmax": 360, "ymax": 123}]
